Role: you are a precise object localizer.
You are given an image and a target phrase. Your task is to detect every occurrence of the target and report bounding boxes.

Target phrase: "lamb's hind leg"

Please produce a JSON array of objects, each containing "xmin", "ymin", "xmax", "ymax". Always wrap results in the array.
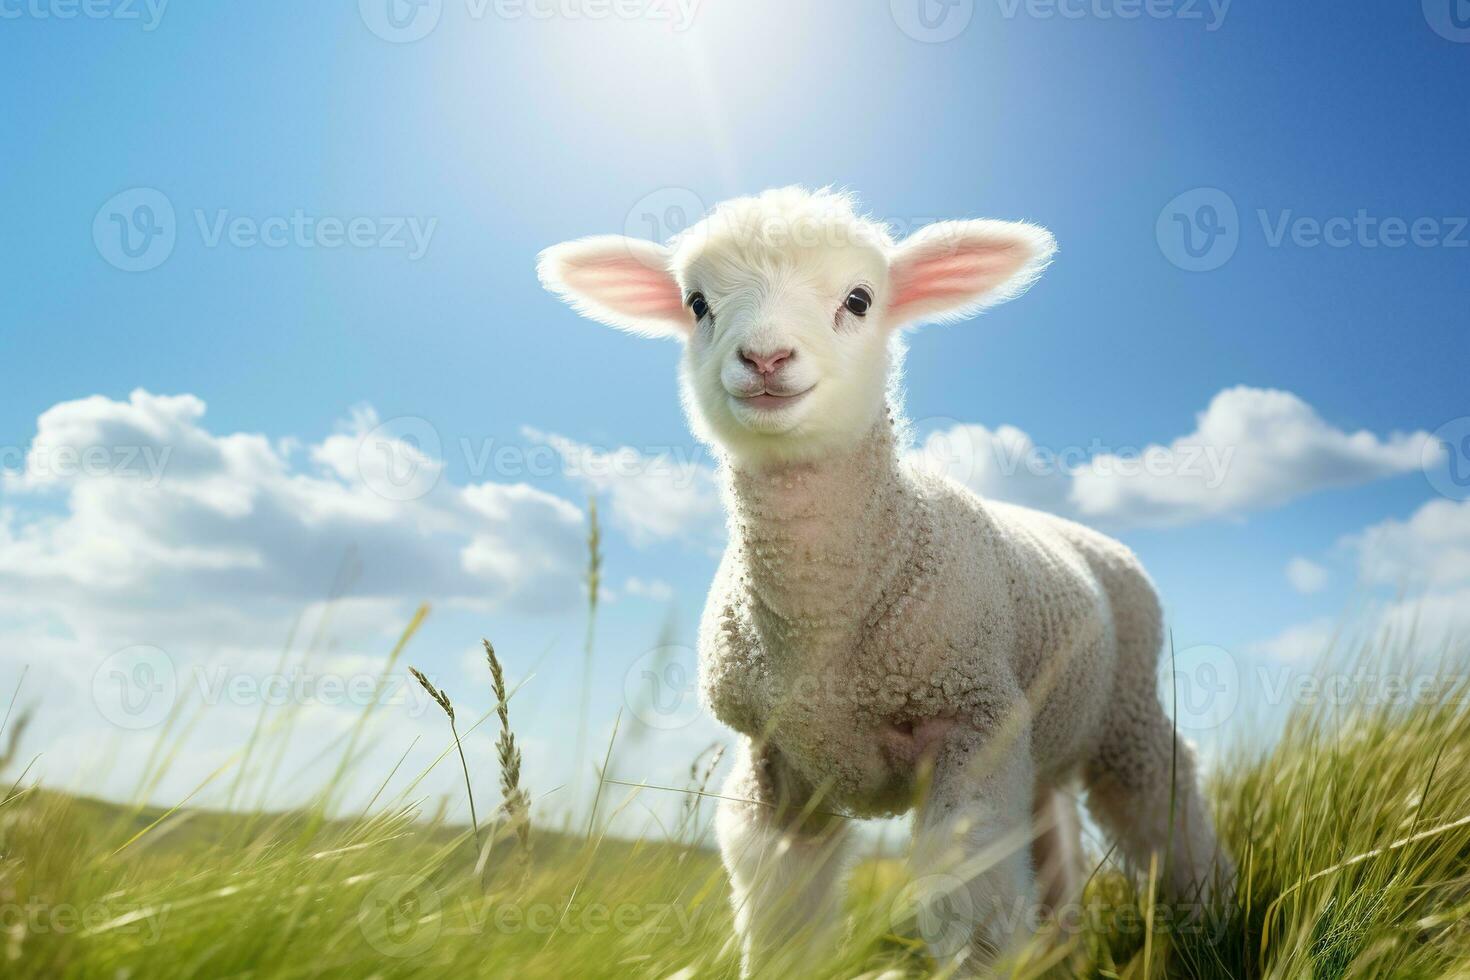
[
  {"xmin": 716, "ymin": 738, "xmax": 850, "ymax": 977},
  {"xmin": 1032, "ymin": 787, "xmax": 1085, "ymax": 916},
  {"xmin": 1084, "ymin": 689, "xmax": 1234, "ymax": 905}
]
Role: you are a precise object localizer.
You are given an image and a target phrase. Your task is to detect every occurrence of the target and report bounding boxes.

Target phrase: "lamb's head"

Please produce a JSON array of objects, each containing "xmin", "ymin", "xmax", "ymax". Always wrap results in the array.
[{"xmin": 538, "ymin": 187, "xmax": 1055, "ymax": 466}]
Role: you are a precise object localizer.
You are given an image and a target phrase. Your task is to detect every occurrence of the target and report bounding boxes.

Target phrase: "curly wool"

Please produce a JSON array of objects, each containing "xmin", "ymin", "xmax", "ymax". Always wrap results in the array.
[{"xmin": 700, "ymin": 410, "xmax": 1220, "ymax": 881}]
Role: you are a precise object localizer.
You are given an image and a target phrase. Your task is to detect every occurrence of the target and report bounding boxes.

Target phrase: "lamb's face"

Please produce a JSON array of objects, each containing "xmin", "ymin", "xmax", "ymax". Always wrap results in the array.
[
  {"xmin": 670, "ymin": 213, "xmax": 895, "ymax": 464},
  {"xmin": 537, "ymin": 187, "xmax": 1056, "ymax": 468}
]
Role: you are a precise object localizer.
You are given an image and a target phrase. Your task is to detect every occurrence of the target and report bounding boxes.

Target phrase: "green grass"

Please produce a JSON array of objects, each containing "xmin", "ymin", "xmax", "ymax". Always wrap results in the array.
[{"xmin": 4, "ymin": 638, "xmax": 1470, "ymax": 979}]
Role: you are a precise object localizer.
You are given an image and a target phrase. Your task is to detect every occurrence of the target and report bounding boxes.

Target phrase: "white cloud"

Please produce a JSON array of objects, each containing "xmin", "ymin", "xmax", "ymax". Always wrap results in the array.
[
  {"xmin": 0, "ymin": 390, "xmax": 588, "ymax": 627},
  {"xmin": 1286, "ymin": 557, "xmax": 1329, "ymax": 594},
  {"xmin": 1351, "ymin": 497, "xmax": 1470, "ymax": 591},
  {"xmin": 523, "ymin": 427, "xmax": 723, "ymax": 546},
  {"xmin": 1339, "ymin": 497, "xmax": 1470, "ymax": 648},
  {"xmin": 914, "ymin": 387, "xmax": 1433, "ymax": 528},
  {"xmin": 1072, "ymin": 387, "xmax": 1432, "ymax": 525},
  {"xmin": 1253, "ymin": 497, "xmax": 1470, "ymax": 667},
  {"xmin": 1369, "ymin": 587, "xmax": 1470, "ymax": 646},
  {"xmin": 1251, "ymin": 617, "xmax": 1339, "ymax": 662},
  {"xmin": 623, "ymin": 576, "xmax": 675, "ymax": 602}
]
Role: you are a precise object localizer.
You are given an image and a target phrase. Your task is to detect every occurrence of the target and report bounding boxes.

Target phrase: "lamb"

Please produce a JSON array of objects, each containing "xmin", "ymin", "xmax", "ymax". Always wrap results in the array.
[{"xmin": 538, "ymin": 187, "xmax": 1233, "ymax": 974}]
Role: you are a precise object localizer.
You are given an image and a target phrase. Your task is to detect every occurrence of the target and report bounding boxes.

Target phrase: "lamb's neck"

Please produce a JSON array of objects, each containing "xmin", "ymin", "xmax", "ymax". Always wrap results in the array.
[{"xmin": 725, "ymin": 418, "xmax": 922, "ymax": 630}]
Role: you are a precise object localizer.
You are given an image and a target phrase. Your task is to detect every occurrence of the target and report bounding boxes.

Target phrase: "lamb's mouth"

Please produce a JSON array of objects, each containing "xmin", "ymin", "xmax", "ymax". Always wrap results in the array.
[{"xmin": 732, "ymin": 387, "xmax": 814, "ymax": 411}]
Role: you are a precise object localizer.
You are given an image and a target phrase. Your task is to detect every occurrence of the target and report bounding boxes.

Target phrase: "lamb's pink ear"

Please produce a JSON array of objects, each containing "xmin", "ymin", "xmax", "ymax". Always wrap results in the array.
[
  {"xmin": 886, "ymin": 219, "xmax": 1056, "ymax": 328},
  {"xmin": 536, "ymin": 236, "xmax": 693, "ymax": 340}
]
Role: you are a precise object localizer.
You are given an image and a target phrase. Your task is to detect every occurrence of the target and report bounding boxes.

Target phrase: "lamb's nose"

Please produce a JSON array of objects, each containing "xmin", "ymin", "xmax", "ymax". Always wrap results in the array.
[{"xmin": 739, "ymin": 347, "xmax": 794, "ymax": 376}]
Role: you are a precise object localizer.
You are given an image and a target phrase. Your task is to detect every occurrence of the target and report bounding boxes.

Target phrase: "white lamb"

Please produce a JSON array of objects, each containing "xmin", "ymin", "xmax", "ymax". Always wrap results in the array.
[{"xmin": 538, "ymin": 187, "xmax": 1233, "ymax": 974}]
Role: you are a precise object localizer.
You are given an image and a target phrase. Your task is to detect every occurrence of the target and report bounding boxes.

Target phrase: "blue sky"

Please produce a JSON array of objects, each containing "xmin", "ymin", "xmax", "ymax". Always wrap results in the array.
[{"xmin": 1, "ymin": 1, "xmax": 1468, "ymax": 821}]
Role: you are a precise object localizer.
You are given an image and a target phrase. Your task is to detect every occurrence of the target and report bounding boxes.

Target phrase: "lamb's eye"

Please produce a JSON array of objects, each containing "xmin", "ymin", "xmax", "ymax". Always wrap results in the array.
[
  {"xmin": 844, "ymin": 287, "xmax": 872, "ymax": 317},
  {"xmin": 688, "ymin": 292, "xmax": 710, "ymax": 320}
]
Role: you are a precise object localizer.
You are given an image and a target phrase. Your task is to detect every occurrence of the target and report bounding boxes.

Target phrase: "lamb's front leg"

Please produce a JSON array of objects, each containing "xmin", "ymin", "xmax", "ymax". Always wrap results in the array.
[
  {"xmin": 908, "ymin": 725, "xmax": 1038, "ymax": 974},
  {"xmin": 716, "ymin": 738, "xmax": 851, "ymax": 977}
]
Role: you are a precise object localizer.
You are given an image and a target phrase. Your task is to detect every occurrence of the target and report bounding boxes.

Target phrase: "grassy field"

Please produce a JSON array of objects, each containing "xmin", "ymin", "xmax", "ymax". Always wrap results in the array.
[{"xmin": 4, "ymin": 635, "xmax": 1470, "ymax": 979}]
